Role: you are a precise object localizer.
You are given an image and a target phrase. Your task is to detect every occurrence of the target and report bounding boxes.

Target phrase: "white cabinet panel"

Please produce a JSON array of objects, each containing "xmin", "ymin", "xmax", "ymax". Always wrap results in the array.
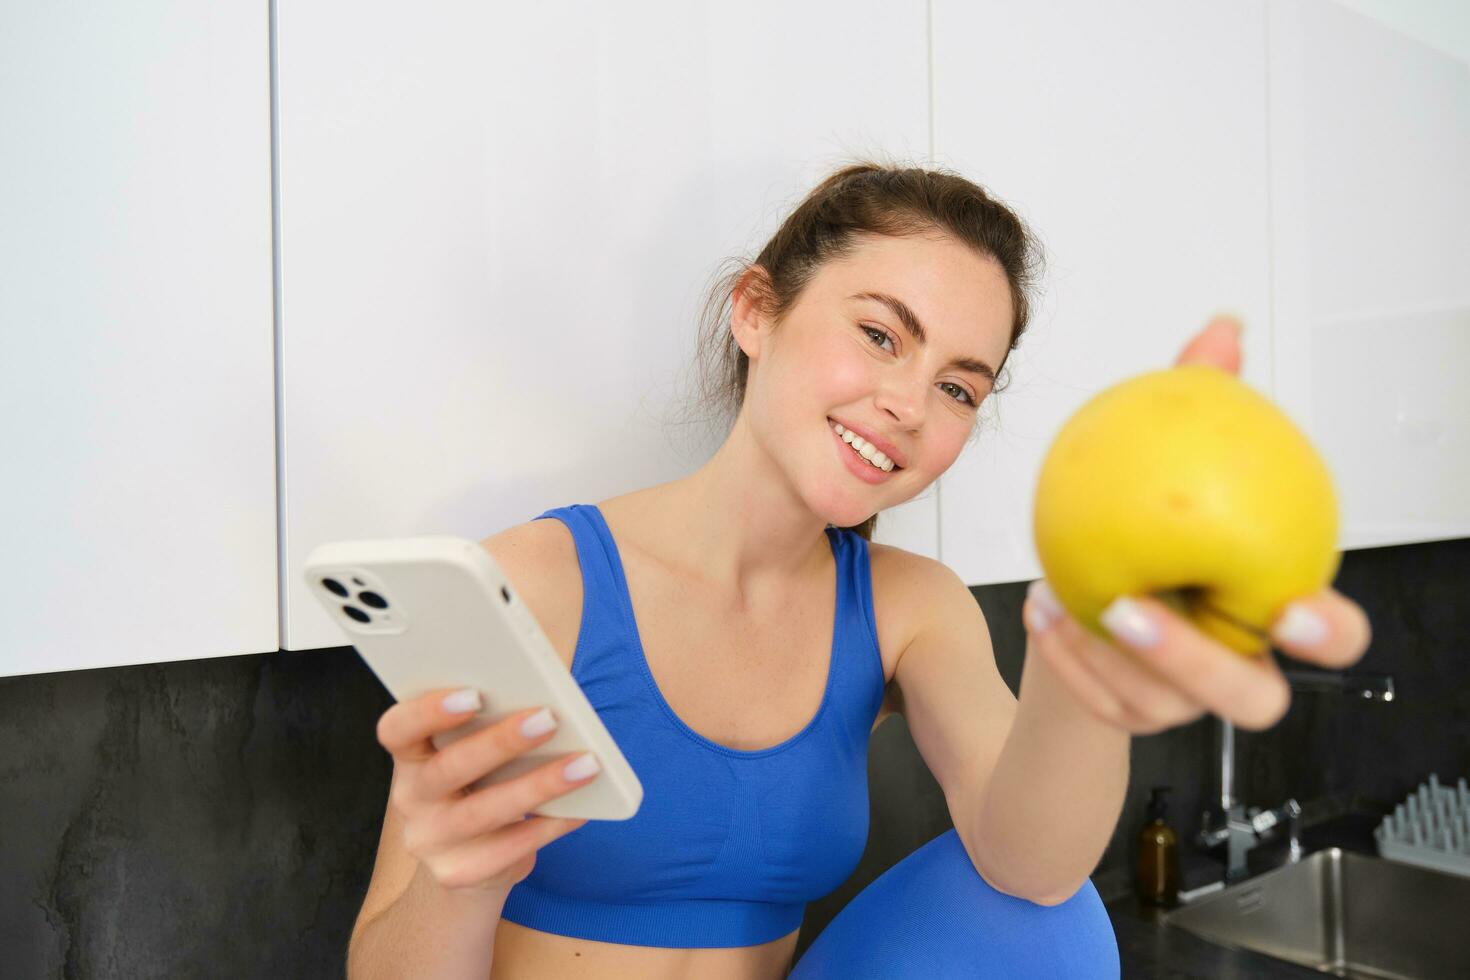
[
  {"xmin": 931, "ymin": 1, "xmax": 1273, "ymax": 586},
  {"xmin": 278, "ymin": 1, "xmax": 931, "ymax": 650},
  {"xmin": 0, "ymin": 1, "xmax": 278, "ymax": 677},
  {"xmin": 1328, "ymin": 0, "xmax": 1470, "ymax": 64},
  {"xmin": 1269, "ymin": 0, "xmax": 1470, "ymax": 548}
]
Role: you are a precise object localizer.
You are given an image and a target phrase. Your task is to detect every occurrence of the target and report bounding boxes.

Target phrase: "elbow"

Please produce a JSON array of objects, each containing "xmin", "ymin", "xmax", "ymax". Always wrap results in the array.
[
  {"xmin": 970, "ymin": 857, "xmax": 1073, "ymax": 908},
  {"xmin": 1029, "ymin": 880, "xmax": 1087, "ymax": 907},
  {"xmin": 959, "ymin": 825, "xmax": 1085, "ymax": 908}
]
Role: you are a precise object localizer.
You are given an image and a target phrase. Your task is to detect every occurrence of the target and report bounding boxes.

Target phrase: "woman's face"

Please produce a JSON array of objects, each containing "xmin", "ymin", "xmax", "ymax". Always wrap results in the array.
[{"xmin": 735, "ymin": 231, "xmax": 1015, "ymax": 528}]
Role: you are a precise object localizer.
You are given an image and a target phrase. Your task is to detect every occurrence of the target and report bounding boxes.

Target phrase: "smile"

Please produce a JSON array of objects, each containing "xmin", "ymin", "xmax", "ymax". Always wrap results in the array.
[{"xmin": 829, "ymin": 419, "xmax": 899, "ymax": 473}]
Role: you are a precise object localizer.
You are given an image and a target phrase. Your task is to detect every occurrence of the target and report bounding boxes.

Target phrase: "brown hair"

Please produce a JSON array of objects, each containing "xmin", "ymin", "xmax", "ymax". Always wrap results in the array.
[{"xmin": 678, "ymin": 157, "xmax": 1044, "ymax": 541}]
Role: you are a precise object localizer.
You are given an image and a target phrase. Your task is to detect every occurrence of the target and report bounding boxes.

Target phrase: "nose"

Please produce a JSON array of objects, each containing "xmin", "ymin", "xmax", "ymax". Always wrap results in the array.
[{"xmin": 873, "ymin": 373, "xmax": 926, "ymax": 429}]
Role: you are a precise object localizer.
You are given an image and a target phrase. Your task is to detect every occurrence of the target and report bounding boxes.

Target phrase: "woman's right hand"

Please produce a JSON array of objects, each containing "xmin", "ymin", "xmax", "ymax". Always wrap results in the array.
[{"xmin": 375, "ymin": 688, "xmax": 600, "ymax": 895}]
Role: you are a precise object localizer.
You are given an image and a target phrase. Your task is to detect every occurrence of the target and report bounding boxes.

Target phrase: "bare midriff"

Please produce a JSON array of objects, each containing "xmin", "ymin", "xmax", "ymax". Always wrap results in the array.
[{"xmin": 489, "ymin": 918, "xmax": 801, "ymax": 979}]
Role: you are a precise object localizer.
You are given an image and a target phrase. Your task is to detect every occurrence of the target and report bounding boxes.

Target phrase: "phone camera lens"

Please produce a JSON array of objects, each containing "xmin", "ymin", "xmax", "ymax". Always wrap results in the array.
[
  {"xmin": 358, "ymin": 591, "xmax": 388, "ymax": 609},
  {"xmin": 322, "ymin": 578, "xmax": 349, "ymax": 597},
  {"xmin": 343, "ymin": 605, "xmax": 371, "ymax": 623}
]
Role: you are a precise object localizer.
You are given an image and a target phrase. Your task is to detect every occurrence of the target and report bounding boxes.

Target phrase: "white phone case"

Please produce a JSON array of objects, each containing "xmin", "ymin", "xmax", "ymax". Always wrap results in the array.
[{"xmin": 303, "ymin": 535, "xmax": 642, "ymax": 821}]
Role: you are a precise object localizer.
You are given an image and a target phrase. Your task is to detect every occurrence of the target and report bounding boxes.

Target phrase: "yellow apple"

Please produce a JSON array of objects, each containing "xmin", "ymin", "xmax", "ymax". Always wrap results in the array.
[{"xmin": 1032, "ymin": 363, "xmax": 1340, "ymax": 656}]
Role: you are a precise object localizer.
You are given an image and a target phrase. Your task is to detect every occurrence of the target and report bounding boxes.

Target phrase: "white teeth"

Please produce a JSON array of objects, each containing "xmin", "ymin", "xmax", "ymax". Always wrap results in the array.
[{"xmin": 830, "ymin": 421, "xmax": 895, "ymax": 472}]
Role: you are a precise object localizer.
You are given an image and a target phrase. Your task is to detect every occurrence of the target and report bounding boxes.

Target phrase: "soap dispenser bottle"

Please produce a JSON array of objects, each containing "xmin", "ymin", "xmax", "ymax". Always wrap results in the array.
[{"xmin": 1137, "ymin": 785, "xmax": 1180, "ymax": 907}]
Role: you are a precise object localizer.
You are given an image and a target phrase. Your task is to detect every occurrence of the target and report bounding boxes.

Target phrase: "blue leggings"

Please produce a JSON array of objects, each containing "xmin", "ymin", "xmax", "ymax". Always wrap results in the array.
[{"xmin": 788, "ymin": 829, "xmax": 1119, "ymax": 979}]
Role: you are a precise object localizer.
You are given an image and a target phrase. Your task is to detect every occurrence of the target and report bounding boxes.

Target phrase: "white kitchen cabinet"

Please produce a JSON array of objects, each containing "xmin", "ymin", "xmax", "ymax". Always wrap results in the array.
[
  {"xmin": 276, "ymin": 0, "xmax": 933, "ymax": 651},
  {"xmin": 0, "ymin": 1, "xmax": 278, "ymax": 677},
  {"xmin": 9, "ymin": 1, "xmax": 1451, "ymax": 677},
  {"xmin": 930, "ymin": 0, "xmax": 1274, "ymax": 585},
  {"xmin": 1267, "ymin": 0, "xmax": 1470, "ymax": 549}
]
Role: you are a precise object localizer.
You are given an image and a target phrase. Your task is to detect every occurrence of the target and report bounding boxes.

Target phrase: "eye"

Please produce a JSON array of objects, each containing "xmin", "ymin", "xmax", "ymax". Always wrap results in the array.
[
  {"xmin": 860, "ymin": 324, "xmax": 895, "ymax": 353},
  {"xmin": 940, "ymin": 382, "xmax": 976, "ymax": 407}
]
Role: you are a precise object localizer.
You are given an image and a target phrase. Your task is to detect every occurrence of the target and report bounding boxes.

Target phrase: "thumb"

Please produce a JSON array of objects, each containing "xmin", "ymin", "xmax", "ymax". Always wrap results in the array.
[{"xmin": 1174, "ymin": 314, "xmax": 1244, "ymax": 374}]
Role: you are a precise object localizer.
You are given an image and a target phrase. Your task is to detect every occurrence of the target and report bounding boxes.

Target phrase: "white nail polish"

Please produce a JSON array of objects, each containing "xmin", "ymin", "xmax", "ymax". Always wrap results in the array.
[
  {"xmin": 1028, "ymin": 579, "xmax": 1065, "ymax": 622},
  {"xmin": 1025, "ymin": 602, "xmax": 1054, "ymax": 634},
  {"xmin": 563, "ymin": 753, "xmax": 601, "ymax": 782},
  {"xmin": 520, "ymin": 707, "xmax": 557, "ymax": 738},
  {"xmin": 1101, "ymin": 596, "xmax": 1161, "ymax": 648},
  {"xmin": 441, "ymin": 687, "xmax": 482, "ymax": 714},
  {"xmin": 1273, "ymin": 603, "xmax": 1327, "ymax": 647}
]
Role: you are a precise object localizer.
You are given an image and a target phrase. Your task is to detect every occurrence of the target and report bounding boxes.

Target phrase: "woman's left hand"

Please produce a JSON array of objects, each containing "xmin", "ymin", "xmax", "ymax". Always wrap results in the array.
[{"xmin": 1020, "ymin": 315, "xmax": 1374, "ymax": 734}]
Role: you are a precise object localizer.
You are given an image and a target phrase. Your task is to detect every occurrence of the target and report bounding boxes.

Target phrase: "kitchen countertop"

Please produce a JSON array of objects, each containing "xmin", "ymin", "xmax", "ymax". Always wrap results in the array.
[{"xmin": 1103, "ymin": 810, "xmax": 1385, "ymax": 979}]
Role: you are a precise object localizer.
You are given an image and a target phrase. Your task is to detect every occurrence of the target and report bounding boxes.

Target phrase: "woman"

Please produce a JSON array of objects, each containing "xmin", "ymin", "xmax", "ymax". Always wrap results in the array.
[{"xmin": 345, "ymin": 162, "xmax": 1373, "ymax": 979}]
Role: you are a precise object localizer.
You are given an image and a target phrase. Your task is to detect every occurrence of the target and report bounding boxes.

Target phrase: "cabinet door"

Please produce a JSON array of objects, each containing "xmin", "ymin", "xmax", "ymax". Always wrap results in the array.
[
  {"xmin": 0, "ymin": 1, "xmax": 277, "ymax": 677},
  {"xmin": 1267, "ymin": 0, "xmax": 1470, "ymax": 548},
  {"xmin": 931, "ymin": 0, "xmax": 1273, "ymax": 585},
  {"xmin": 277, "ymin": 0, "xmax": 931, "ymax": 651}
]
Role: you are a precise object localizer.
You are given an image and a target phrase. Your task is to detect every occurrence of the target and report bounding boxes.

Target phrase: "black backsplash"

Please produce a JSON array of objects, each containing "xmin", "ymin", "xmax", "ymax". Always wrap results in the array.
[{"xmin": 2, "ymin": 537, "xmax": 1466, "ymax": 977}]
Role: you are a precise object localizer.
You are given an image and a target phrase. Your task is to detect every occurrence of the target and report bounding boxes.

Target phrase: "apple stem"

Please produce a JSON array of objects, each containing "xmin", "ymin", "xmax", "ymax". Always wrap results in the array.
[
  {"xmin": 1152, "ymin": 587, "xmax": 1273, "ymax": 646},
  {"xmin": 1153, "ymin": 588, "xmax": 1200, "ymax": 619}
]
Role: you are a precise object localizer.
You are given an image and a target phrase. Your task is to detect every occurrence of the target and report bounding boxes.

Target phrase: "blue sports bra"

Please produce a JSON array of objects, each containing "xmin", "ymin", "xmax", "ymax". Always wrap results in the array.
[{"xmin": 499, "ymin": 503, "xmax": 887, "ymax": 948}]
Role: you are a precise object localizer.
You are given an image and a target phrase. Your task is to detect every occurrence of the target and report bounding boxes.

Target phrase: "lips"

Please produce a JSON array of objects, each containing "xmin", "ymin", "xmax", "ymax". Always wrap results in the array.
[
  {"xmin": 832, "ymin": 423, "xmax": 896, "ymax": 483},
  {"xmin": 828, "ymin": 417, "xmax": 906, "ymax": 469}
]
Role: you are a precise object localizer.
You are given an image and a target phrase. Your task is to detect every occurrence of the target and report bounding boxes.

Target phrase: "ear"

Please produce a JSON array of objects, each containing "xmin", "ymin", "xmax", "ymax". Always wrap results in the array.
[{"xmin": 730, "ymin": 265, "xmax": 775, "ymax": 360}]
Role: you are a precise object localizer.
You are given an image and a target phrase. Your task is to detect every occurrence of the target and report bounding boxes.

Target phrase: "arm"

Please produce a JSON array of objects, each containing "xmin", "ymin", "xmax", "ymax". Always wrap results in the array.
[
  {"xmin": 972, "ymin": 635, "xmax": 1129, "ymax": 905},
  {"xmin": 348, "ymin": 860, "xmax": 509, "ymax": 980},
  {"xmin": 350, "ymin": 518, "xmax": 594, "ymax": 978},
  {"xmin": 898, "ymin": 315, "xmax": 1382, "ymax": 905},
  {"xmin": 890, "ymin": 558, "xmax": 1126, "ymax": 906},
  {"xmin": 345, "ymin": 765, "xmax": 510, "ymax": 979}
]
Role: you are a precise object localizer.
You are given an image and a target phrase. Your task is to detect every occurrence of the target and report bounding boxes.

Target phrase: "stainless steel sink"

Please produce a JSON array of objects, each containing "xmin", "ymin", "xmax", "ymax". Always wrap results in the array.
[{"xmin": 1163, "ymin": 847, "xmax": 1470, "ymax": 979}]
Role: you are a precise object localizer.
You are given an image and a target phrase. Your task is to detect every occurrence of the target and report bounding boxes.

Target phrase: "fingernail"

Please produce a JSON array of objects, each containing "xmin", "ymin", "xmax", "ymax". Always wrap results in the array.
[
  {"xmin": 1026, "ymin": 579, "xmax": 1063, "ymax": 632},
  {"xmin": 1272, "ymin": 602, "xmax": 1327, "ymax": 648},
  {"xmin": 442, "ymin": 687, "xmax": 482, "ymax": 714},
  {"xmin": 520, "ymin": 707, "xmax": 558, "ymax": 738},
  {"xmin": 1101, "ymin": 596, "xmax": 1161, "ymax": 649},
  {"xmin": 563, "ymin": 753, "xmax": 601, "ymax": 781}
]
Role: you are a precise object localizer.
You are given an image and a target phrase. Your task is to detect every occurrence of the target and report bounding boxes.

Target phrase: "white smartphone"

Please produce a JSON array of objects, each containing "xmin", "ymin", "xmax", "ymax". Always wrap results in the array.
[{"xmin": 303, "ymin": 535, "xmax": 643, "ymax": 821}]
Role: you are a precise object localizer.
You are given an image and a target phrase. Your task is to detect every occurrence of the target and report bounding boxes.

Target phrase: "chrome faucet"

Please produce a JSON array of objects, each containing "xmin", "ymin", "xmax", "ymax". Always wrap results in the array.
[{"xmin": 1196, "ymin": 670, "xmax": 1395, "ymax": 883}]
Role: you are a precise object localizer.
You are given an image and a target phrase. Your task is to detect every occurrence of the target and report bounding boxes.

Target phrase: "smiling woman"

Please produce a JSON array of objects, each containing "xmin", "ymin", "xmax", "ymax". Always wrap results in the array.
[
  {"xmin": 677, "ymin": 161, "xmax": 1044, "ymax": 541},
  {"xmin": 348, "ymin": 160, "xmax": 1130, "ymax": 980}
]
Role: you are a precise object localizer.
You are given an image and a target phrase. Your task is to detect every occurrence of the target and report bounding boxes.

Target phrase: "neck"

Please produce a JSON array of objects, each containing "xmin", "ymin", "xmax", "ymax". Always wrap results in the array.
[{"xmin": 633, "ymin": 413, "xmax": 834, "ymax": 608}]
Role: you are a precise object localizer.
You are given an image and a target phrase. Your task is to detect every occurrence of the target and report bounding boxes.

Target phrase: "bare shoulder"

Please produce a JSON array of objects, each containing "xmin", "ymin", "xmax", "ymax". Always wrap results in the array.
[
  {"xmin": 866, "ymin": 540, "xmax": 960, "ymax": 624},
  {"xmin": 862, "ymin": 540, "xmax": 938, "ymax": 691},
  {"xmin": 866, "ymin": 541, "xmax": 985, "ymax": 677},
  {"xmin": 871, "ymin": 541, "xmax": 980, "ymax": 604},
  {"xmin": 478, "ymin": 518, "xmax": 584, "ymax": 672}
]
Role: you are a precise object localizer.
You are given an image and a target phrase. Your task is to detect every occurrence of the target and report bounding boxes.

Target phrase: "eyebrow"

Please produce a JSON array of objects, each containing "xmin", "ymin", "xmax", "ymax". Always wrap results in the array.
[{"xmin": 848, "ymin": 291, "xmax": 997, "ymax": 385}]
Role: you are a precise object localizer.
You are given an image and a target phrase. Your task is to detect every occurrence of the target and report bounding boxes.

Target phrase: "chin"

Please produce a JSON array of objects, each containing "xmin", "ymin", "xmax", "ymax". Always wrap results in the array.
[{"xmin": 812, "ymin": 494, "xmax": 878, "ymax": 530}]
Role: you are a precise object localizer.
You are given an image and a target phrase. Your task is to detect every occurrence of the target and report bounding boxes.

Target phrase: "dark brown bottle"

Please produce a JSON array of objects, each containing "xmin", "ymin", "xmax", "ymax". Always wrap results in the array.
[{"xmin": 1137, "ymin": 785, "xmax": 1180, "ymax": 906}]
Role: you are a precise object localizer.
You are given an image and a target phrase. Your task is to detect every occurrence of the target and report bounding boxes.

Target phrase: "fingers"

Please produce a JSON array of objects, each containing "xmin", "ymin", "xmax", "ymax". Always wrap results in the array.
[
  {"xmin": 1025, "ymin": 620, "xmax": 1135, "ymax": 729},
  {"xmin": 1098, "ymin": 594, "xmax": 1291, "ymax": 731},
  {"xmin": 374, "ymin": 688, "xmax": 606, "ymax": 895},
  {"xmin": 414, "ymin": 707, "xmax": 563, "ymax": 803},
  {"xmin": 1027, "ymin": 585, "xmax": 1203, "ymax": 733},
  {"xmin": 378, "ymin": 686, "xmax": 490, "ymax": 764},
  {"xmin": 427, "ymin": 815, "xmax": 588, "ymax": 892},
  {"xmin": 1268, "ymin": 587, "xmax": 1373, "ymax": 668},
  {"xmin": 1051, "ymin": 613, "xmax": 1205, "ymax": 734},
  {"xmin": 405, "ymin": 751, "xmax": 602, "ymax": 856}
]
